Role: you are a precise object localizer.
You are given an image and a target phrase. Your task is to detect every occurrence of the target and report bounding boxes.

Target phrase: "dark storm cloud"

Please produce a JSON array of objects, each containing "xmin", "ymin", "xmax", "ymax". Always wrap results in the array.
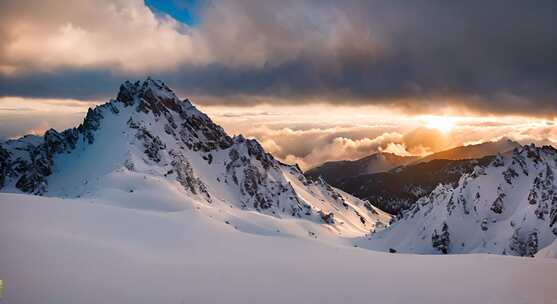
[
  {"xmin": 0, "ymin": 70, "xmax": 126, "ymax": 100},
  {"xmin": 1, "ymin": 0, "xmax": 556, "ymax": 115}
]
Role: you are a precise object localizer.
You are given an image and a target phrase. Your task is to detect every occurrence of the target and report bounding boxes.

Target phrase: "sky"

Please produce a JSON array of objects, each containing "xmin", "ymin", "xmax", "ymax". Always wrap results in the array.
[{"xmin": 0, "ymin": 0, "xmax": 556, "ymax": 169}]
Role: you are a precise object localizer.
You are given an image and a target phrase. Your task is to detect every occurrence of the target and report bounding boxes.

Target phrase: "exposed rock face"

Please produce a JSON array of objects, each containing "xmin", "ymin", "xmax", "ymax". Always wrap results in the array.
[
  {"xmin": 14, "ymin": 149, "xmax": 51, "ymax": 195},
  {"xmin": 0, "ymin": 78, "xmax": 390, "ymax": 234},
  {"xmin": 319, "ymin": 211, "xmax": 335, "ymax": 224},
  {"xmin": 0, "ymin": 146, "xmax": 10, "ymax": 188},
  {"xmin": 220, "ymin": 136, "xmax": 307, "ymax": 214},
  {"xmin": 509, "ymin": 229, "xmax": 539, "ymax": 257},
  {"xmin": 78, "ymin": 108, "xmax": 103, "ymax": 144},
  {"xmin": 169, "ymin": 149, "xmax": 211, "ymax": 202},
  {"xmin": 490, "ymin": 186, "xmax": 506, "ymax": 214},
  {"xmin": 432, "ymin": 222, "xmax": 450, "ymax": 254},
  {"xmin": 12, "ymin": 128, "xmax": 82, "ymax": 195},
  {"xmin": 136, "ymin": 128, "xmax": 166, "ymax": 163}
]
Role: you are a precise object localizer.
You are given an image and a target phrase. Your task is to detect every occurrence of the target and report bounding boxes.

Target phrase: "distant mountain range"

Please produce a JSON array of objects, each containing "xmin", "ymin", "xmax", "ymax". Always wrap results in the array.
[
  {"xmin": 305, "ymin": 139, "xmax": 521, "ymax": 214},
  {"xmin": 334, "ymin": 157, "xmax": 495, "ymax": 214},
  {"xmin": 305, "ymin": 152, "xmax": 417, "ymax": 185},
  {"xmin": 362, "ymin": 144, "xmax": 557, "ymax": 256},
  {"xmin": 413, "ymin": 139, "xmax": 520, "ymax": 164}
]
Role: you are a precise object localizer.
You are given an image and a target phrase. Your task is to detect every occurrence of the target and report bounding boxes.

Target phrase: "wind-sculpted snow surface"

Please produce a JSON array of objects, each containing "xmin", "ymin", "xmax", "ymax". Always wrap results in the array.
[
  {"xmin": 0, "ymin": 78, "xmax": 389, "ymax": 235},
  {"xmin": 365, "ymin": 144, "xmax": 557, "ymax": 256},
  {"xmin": 1, "ymin": 193, "xmax": 556, "ymax": 304}
]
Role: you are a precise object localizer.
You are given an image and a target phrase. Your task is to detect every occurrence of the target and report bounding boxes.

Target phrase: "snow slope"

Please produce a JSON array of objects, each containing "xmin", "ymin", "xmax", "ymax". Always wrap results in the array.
[
  {"xmin": 1, "ymin": 192, "xmax": 556, "ymax": 304},
  {"xmin": 0, "ymin": 78, "xmax": 389, "ymax": 236},
  {"xmin": 366, "ymin": 144, "xmax": 557, "ymax": 256}
]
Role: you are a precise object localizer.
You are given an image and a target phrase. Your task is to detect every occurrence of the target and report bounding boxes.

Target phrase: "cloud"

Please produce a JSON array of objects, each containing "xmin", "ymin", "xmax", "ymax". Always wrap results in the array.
[
  {"xmin": 204, "ymin": 105, "xmax": 557, "ymax": 169},
  {"xmin": 0, "ymin": 96, "xmax": 99, "ymax": 112},
  {"xmin": 243, "ymin": 125, "xmax": 401, "ymax": 162},
  {"xmin": 379, "ymin": 143, "xmax": 412, "ymax": 157},
  {"xmin": 254, "ymin": 121, "xmax": 557, "ymax": 170},
  {"xmin": 225, "ymin": 122, "xmax": 414, "ymax": 170},
  {"xmin": 0, "ymin": 111, "xmax": 86, "ymax": 140},
  {"xmin": 0, "ymin": 96, "xmax": 98, "ymax": 139},
  {"xmin": 0, "ymin": 1, "xmax": 556, "ymax": 116},
  {"xmin": 267, "ymin": 131, "xmax": 404, "ymax": 170},
  {"xmin": 402, "ymin": 128, "xmax": 449, "ymax": 155},
  {"xmin": 0, "ymin": 0, "xmax": 197, "ymax": 74}
]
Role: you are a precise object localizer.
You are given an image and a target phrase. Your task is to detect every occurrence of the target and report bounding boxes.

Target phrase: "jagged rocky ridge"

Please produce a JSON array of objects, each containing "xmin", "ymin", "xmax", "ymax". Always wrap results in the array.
[
  {"xmin": 306, "ymin": 139, "xmax": 519, "ymax": 215},
  {"xmin": 0, "ymin": 78, "xmax": 390, "ymax": 235},
  {"xmin": 363, "ymin": 144, "xmax": 557, "ymax": 256},
  {"xmin": 333, "ymin": 157, "xmax": 495, "ymax": 215}
]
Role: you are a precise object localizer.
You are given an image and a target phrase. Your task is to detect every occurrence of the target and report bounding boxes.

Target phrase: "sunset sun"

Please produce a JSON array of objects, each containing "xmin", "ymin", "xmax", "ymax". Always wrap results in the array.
[{"xmin": 424, "ymin": 116, "xmax": 456, "ymax": 134}]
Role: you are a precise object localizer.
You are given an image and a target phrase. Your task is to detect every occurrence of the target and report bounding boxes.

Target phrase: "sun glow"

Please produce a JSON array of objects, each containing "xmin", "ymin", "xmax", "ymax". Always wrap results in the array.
[{"xmin": 423, "ymin": 116, "xmax": 456, "ymax": 134}]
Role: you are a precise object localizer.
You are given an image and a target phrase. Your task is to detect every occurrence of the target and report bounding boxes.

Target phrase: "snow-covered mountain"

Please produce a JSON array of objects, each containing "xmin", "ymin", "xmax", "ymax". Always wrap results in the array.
[
  {"xmin": 364, "ymin": 144, "xmax": 557, "ymax": 256},
  {"xmin": 0, "ymin": 78, "xmax": 389, "ymax": 235},
  {"xmin": 305, "ymin": 152, "xmax": 417, "ymax": 184}
]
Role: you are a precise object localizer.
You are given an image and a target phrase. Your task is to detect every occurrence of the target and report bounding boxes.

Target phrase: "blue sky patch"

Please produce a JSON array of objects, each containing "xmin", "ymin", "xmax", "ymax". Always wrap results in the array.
[{"xmin": 145, "ymin": 0, "xmax": 198, "ymax": 25}]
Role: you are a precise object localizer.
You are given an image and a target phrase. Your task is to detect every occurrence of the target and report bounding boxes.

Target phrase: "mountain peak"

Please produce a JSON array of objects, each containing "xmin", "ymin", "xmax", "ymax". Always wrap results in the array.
[
  {"xmin": 115, "ymin": 77, "xmax": 187, "ymax": 116},
  {"xmin": 0, "ymin": 79, "xmax": 390, "ymax": 235},
  {"xmin": 117, "ymin": 77, "xmax": 173, "ymax": 99}
]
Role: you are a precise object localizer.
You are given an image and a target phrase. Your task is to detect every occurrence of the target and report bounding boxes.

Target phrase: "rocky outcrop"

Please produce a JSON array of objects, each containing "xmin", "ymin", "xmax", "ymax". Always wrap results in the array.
[
  {"xmin": 0, "ymin": 146, "xmax": 10, "ymax": 188},
  {"xmin": 319, "ymin": 211, "xmax": 335, "ymax": 224},
  {"xmin": 15, "ymin": 147, "xmax": 51, "ymax": 195},
  {"xmin": 10, "ymin": 128, "xmax": 82, "ymax": 194},
  {"xmin": 169, "ymin": 150, "xmax": 211, "ymax": 202},
  {"xmin": 136, "ymin": 128, "xmax": 166, "ymax": 163},
  {"xmin": 432, "ymin": 222, "xmax": 450, "ymax": 254}
]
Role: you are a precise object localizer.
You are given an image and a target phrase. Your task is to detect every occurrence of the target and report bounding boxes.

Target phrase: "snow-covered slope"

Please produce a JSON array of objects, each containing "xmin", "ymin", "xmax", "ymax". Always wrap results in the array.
[
  {"xmin": 365, "ymin": 144, "xmax": 557, "ymax": 256},
  {"xmin": 1, "ymin": 192, "xmax": 556, "ymax": 304},
  {"xmin": 0, "ymin": 78, "xmax": 389, "ymax": 236}
]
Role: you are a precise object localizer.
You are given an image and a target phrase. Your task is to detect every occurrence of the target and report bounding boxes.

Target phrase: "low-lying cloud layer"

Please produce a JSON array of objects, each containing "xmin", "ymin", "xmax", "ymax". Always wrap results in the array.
[
  {"xmin": 0, "ymin": 97, "xmax": 97, "ymax": 139},
  {"xmin": 202, "ymin": 105, "xmax": 557, "ymax": 169},
  {"xmin": 246, "ymin": 121, "xmax": 557, "ymax": 170},
  {"xmin": 1, "ymin": 0, "xmax": 556, "ymax": 116}
]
